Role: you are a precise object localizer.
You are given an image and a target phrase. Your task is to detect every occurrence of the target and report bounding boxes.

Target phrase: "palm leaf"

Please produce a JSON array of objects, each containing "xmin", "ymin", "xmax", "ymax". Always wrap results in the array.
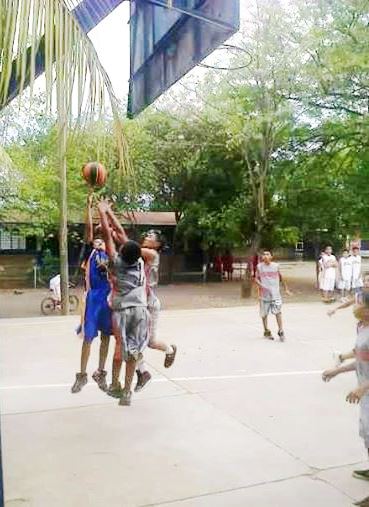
[{"xmin": 0, "ymin": 0, "xmax": 132, "ymax": 180}]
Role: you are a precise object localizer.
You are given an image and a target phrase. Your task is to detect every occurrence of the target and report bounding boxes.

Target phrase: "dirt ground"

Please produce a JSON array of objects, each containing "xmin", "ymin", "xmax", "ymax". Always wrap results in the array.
[{"xmin": 0, "ymin": 261, "xmax": 331, "ymax": 318}]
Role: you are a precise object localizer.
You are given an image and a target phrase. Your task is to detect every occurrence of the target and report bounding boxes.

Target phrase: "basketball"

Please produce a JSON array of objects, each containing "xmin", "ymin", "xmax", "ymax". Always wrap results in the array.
[{"xmin": 82, "ymin": 162, "xmax": 107, "ymax": 188}]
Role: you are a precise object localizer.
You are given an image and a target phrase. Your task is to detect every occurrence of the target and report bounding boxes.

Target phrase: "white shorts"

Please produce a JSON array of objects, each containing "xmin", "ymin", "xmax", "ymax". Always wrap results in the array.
[
  {"xmin": 148, "ymin": 298, "xmax": 161, "ymax": 343},
  {"xmin": 322, "ymin": 277, "xmax": 335, "ymax": 292},
  {"xmin": 338, "ymin": 279, "xmax": 351, "ymax": 291},
  {"xmin": 352, "ymin": 278, "xmax": 364, "ymax": 290}
]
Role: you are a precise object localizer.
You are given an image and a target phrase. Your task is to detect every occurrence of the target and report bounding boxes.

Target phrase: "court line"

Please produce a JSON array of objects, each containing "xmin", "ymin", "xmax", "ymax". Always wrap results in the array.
[{"xmin": 0, "ymin": 370, "xmax": 322, "ymax": 390}]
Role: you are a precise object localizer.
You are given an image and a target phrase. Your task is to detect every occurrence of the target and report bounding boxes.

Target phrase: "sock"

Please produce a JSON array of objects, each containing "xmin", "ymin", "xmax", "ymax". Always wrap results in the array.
[
  {"xmin": 165, "ymin": 345, "xmax": 174, "ymax": 355},
  {"xmin": 138, "ymin": 362, "xmax": 147, "ymax": 374}
]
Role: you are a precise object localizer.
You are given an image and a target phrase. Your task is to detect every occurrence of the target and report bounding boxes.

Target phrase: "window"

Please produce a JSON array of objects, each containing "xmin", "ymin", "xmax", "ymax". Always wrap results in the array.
[{"xmin": 0, "ymin": 227, "xmax": 26, "ymax": 251}]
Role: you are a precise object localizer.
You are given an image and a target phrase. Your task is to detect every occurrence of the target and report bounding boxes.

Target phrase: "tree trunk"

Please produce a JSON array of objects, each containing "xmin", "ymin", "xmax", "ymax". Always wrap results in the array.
[{"xmin": 58, "ymin": 116, "xmax": 70, "ymax": 315}]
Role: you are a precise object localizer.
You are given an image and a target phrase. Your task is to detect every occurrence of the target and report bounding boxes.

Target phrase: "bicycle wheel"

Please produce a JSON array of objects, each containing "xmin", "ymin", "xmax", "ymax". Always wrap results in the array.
[
  {"xmin": 41, "ymin": 297, "xmax": 55, "ymax": 315},
  {"xmin": 69, "ymin": 295, "xmax": 79, "ymax": 313}
]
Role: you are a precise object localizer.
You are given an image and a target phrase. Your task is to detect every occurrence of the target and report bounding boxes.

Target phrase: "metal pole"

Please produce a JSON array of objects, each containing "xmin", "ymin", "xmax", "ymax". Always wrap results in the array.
[{"xmin": 0, "ymin": 414, "xmax": 4, "ymax": 507}]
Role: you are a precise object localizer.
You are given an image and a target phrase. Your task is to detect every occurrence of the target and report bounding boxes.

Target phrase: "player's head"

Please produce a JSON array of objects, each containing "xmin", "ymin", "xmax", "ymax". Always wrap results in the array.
[
  {"xmin": 120, "ymin": 240, "xmax": 141, "ymax": 265},
  {"xmin": 142, "ymin": 229, "xmax": 164, "ymax": 251},
  {"xmin": 93, "ymin": 238, "xmax": 105, "ymax": 251},
  {"xmin": 324, "ymin": 245, "xmax": 332, "ymax": 255},
  {"xmin": 342, "ymin": 249, "xmax": 349, "ymax": 258},
  {"xmin": 354, "ymin": 290, "xmax": 369, "ymax": 323},
  {"xmin": 262, "ymin": 250, "xmax": 272, "ymax": 264},
  {"xmin": 352, "ymin": 246, "xmax": 360, "ymax": 256}
]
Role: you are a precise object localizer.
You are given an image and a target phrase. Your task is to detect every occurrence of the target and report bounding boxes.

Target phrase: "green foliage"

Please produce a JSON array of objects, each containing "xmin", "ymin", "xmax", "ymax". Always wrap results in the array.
[{"xmin": 1, "ymin": 0, "xmax": 369, "ymax": 255}]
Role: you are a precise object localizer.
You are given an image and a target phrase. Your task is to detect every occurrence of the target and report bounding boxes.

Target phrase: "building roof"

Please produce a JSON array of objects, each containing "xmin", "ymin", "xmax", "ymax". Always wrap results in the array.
[
  {"xmin": 119, "ymin": 211, "xmax": 177, "ymax": 226},
  {"xmin": 1, "ymin": 210, "xmax": 177, "ymax": 227}
]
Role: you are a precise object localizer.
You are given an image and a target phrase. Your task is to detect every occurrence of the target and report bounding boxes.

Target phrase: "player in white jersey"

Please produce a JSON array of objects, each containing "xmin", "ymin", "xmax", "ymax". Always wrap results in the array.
[
  {"xmin": 338, "ymin": 249, "xmax": 352, "ymax": 299},
  {"xmin": 321, "ymin": 245, "xmax": 338, "ymax": 302},
  {"xmin": 352, "ymin": 246, "xmax": 363, "ymax": 293},
  {"xmin": 135, "ymin": 230, "xmax": 177, "ymax": 392}
]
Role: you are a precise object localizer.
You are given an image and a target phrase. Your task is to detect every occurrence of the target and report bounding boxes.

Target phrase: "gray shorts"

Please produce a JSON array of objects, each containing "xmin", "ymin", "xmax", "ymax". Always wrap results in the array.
[
  {"xmin": 260, "ymin": 299, "xmax": 282, "ymax": 318},
  {"xmin": 360, "ymin": 395, "xmax": 369, "ymax": 448},
  {"xmin": 113, "ymin": 307, "xmax": 149, "ymax": 361}
]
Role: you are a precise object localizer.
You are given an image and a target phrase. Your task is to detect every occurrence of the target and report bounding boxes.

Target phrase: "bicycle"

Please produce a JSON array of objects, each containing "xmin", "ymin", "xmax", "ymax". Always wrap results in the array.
[{"xmin": 40, "ymin": 292, "xmax": 80, "ymax": 315}]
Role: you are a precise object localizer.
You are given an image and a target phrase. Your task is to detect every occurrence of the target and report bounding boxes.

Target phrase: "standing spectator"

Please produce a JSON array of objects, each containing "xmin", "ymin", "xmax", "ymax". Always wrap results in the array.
[
  {"xmin": 352, "ymin": 246, "xmax": 364, "ymax": 294},
  {"xmin": 321, "ymin": 245, "xmax": 338, "ymax": 303},
  {"xmin": 338, "ymin": 249, "xmax": 353, "ymax": 300},
  {"xmin": 222, "ymin": 250, "xmax": 234, "ymax": 281},
  {"xmin": 317, "ymin": 250, "xmax": 325, "ymax": 295}
]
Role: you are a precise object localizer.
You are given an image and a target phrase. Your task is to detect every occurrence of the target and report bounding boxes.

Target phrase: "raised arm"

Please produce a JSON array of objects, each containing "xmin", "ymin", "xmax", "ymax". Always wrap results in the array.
[
  {"xmin": 85, "ymin": 193, "xmax": 94, "ymax": 244},
  {"xmin": 106, "ymin": 207, "xmax": 129, "ymax": 245},
  {"xmin": 328, "ymin": 296, "xmax": 354, "ymax": 316},
  {"xmin": 97, "ymin": 202, "xmax": 117, "ymax": 260}
]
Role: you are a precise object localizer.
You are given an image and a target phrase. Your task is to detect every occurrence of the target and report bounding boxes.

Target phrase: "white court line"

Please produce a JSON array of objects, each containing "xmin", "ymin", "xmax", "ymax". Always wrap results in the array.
[{"xmin": 0, "ymin": 370, "xmax": 322, "ymax": 390}]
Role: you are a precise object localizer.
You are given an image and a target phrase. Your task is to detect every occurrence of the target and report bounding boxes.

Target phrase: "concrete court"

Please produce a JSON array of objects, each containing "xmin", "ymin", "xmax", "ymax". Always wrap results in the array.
[{"xmin": 1, "ymin": 302, "xmax": 369, "ymax": 506}]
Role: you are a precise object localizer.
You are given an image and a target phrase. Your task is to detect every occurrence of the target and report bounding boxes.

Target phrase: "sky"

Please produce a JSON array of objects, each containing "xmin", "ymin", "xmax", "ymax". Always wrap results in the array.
[{"xmin": 88, "ymin": 1, "xmax": 248, "ymax": 102}]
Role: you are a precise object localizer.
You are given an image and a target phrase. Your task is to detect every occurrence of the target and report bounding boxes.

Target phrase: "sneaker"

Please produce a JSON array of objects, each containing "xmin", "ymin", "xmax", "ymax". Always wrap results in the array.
[
  {"xmin": 119, "ymin": 390, "xmax": 132, "ymax": 406},
  {"xmin": 264, "ymin": 330, "xmax": 274, "ymax": 340},
  {"xmin": 71, "ymin": 373, "xmax": 88, "ymax": 393},
  {"xmin": 278, "ymin": 330, "xmax": 286, "ymax": 342},
  {"xmin": 134, "ymin": 370, "xmax": 152, "ymax": 392},
  {"xmin": 92, "ymin": 369, "xmax": 108, "ymax": 392},
  {"xmin": 354, "ymin": 495, "xmax": 369, "ymax": 506},
  {"xmin": 353, "ymin": 469, "xmax": 369, "ymax": 481},
  {"xmin": 164, "ymin": 345, "xmax": 177, "ymax": 368},
  {"xmin": 107, "ymin": 382, "xmax": 123, "ymax": 399}
]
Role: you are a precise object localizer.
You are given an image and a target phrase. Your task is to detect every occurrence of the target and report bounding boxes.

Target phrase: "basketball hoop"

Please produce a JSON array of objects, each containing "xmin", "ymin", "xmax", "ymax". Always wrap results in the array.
[{"xmin": 199, "ymin": 44, "xmax": 252, "ymax": 71}]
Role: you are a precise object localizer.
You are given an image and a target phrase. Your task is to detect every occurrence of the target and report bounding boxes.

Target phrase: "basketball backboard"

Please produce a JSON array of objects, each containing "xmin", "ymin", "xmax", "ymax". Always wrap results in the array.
[{"xmin": 127, "ymin": 0, "xmax": 240, "ymax": 117}]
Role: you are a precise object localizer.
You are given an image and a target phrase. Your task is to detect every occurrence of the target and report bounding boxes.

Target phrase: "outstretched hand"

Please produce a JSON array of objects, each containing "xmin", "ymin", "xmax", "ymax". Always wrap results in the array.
[
  {"xmin": 97, "ymin": 198, "xmax": 112, "ymax": 213},
  {"xmin": 322, "ymin": 368, "xmax": 338, "ymax": 382},
  {"xmin": 346, "ymin": 387, "xmax": 366, "ymax": 404}
]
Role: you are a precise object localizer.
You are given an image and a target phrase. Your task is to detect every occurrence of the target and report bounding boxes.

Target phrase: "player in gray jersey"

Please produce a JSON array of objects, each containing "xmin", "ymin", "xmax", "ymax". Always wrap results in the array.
[
  {"xmin": 98, "ymin": 201, "xmax": 150, "ymax": 406},
  {"xmin": 255, "ymin": 250, "xmax": 291, "ymax": 341},
  {"xmin": 323, "ymin": 292, "xmax": 369, "ymax": 504},
  {"xmin": 98, "ymin": 203, "xmax": 177, "ymax": 395}
]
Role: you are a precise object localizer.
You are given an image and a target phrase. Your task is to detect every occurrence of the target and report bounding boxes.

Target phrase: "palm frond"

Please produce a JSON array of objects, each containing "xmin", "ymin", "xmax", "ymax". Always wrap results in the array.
[{"xmin": 0, "ymin": 0, "xmax": 132, "ymax": 181}]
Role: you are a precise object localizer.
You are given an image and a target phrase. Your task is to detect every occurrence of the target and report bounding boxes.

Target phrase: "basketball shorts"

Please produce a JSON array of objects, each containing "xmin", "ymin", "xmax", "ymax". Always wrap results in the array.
[{"xmin": 84, "ymin": 288, "xmax": 112, "ymax": 342}]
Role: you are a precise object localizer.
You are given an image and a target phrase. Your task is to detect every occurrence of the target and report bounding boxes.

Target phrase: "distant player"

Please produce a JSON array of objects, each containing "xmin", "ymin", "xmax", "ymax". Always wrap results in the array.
[
  {"xmin": 352, "ymin": 246, "xmax": 363, "ymax": 294},
  {"xmin": 255, "ymin": 250, "xmax": 292, "ymax": 341},
  {"xmin": 338, "ymin": 249, "xmax": 352, "ymax": 300},
  {"xmin": 321, "ymin": 245, "xmax": 337, "ymax": 302}
]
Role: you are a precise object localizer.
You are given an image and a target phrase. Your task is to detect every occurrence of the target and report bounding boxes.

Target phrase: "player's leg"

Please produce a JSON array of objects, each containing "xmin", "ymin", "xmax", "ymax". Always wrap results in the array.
[
  {"xmin": 260, "ymin": 301, "xmax": 272, "ymax": 339},
  {"xmin": 120, "ymin": 308, "xmax": 149, "ymax": 406},
  {"xmin": 71, "ymin": 340, "xmax": 91, "ymax": 393},
  {"xmin": 107, "ymin": 311, "xmax": 124, "ymax": 398},
  {"xmin": 275, "ymin": 309, "xmax": 285, "ymax": 341},
  {"xmin": 147, "ymin": 300, "xmax": 176, "ymax": 367},
  {"xmin": 353, "ymin": 407, "xmax": 369, "ymax": 482},
  {"xmin": 92, "ymin": 296, "xmax": 112, "ymax": 391},
  {"xmin": 71, "ymin": 291, "xmax": 97, "ymax": 393}
]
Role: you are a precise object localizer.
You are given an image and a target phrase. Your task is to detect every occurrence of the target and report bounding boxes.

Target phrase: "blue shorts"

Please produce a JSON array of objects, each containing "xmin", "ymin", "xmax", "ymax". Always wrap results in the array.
[{"xmin": 84, "ymin": 289, "xmax": 112, "ymax": 342}]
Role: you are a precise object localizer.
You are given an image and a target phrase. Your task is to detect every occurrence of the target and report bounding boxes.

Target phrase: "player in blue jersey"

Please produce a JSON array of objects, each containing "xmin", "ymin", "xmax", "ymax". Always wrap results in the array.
[{"xmin": 71, "ymin": 194, "xmax": 112, "ymax": 394}]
